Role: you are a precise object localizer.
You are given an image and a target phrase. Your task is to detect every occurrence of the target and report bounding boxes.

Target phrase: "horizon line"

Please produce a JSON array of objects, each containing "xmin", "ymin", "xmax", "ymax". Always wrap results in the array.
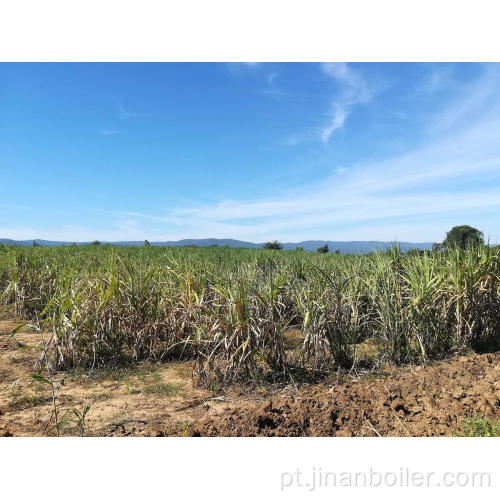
[{"xmin": 1, "ymin": 237, "xmax": 439, "ymax": 244}]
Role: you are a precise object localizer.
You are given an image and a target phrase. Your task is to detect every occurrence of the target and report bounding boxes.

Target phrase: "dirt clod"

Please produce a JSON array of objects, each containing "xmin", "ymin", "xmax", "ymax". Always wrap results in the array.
[{"xmin": 189, "ymin": 353, "xmax": 500, "ymax": 436}]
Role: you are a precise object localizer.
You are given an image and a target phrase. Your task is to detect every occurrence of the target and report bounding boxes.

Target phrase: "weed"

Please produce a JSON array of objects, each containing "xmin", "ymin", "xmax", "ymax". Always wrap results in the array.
[{"xmin": 458, "ymin": 416, "xmax": 500, "ymax": 437}]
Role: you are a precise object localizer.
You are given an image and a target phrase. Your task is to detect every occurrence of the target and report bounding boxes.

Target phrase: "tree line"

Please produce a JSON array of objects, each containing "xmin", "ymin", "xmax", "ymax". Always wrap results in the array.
[{"xmin": 263, "ymin": 225, "xmax": 486, "ymax": 254}]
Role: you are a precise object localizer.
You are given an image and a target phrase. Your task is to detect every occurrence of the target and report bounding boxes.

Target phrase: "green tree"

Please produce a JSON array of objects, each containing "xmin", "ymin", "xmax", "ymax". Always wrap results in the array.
[
  {"xmin": 263, "ymin": 240, "xmax": 283, "ymax": 250},
  {"xmin": 407, "ymin": 248, "xmax": 426, "ymax": 257},
  {"xmin": 32, "ymin": 240, "xmax": 40, "ymax": 247},
  {"xmin": 317, "ymin": 244, "xmax": 329, "ymax": 254},
  {"xmin": 442, "ymin": 225, "xmax": 484, "ymax": 250},
  {"xmin": 144, "ymin": 240, "xmax": 150, "ymax": 247},
  {"xmin": 295, "ymin": 246, "xmax": 304, "ymax": 251},
  {"xmin": 431, "ymin": 242, "xmax": 444, "ymax": 253},
  {"xmin": 91, "ymin": 240, "xmax": 101, "ymax": 246}
]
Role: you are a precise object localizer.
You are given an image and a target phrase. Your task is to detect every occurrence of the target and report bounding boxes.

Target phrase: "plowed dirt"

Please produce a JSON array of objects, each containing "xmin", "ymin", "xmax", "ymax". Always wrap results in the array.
[
  {"xmin": 1, "ymin": 318, "xmax": 498, "ymax": 436},
  {"xmin": 190, "ymin": 353, "xmax": 500, "ymax": 436}
]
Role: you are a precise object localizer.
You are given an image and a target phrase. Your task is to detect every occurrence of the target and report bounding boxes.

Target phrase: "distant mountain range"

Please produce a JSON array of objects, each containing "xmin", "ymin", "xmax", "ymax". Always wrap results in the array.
[{"xmin": 0, "ymin": 238, "xmax": 435, "ymax": 254}]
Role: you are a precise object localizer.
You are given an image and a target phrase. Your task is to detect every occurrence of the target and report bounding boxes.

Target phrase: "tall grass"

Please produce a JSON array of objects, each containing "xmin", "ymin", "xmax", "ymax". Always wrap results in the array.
[{"xmin": 1, "ymin": 244, "xmax": 499, "ymax": 385}]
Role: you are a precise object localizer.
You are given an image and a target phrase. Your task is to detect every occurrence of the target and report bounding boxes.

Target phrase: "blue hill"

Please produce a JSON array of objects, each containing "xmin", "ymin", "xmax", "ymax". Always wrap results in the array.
[{"xmin": 0, "ymin": 238, "xmax": 434, "ymax": 253}]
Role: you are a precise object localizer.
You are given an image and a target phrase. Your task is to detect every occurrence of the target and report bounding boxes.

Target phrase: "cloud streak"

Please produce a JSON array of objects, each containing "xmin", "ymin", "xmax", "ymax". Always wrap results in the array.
[
  {"xmin": 283, "ymin": 63, "xmax": 375, "ymax": 146},
  {"xmin": 100, "ymin": 129, "xmax": 126, "ymax": 135},
  {"xmin": 413, "ymin": 64, "xmax": 453, "ymax": 96},
  {"xmin": 257, "ymin": 70, "xmax": 288, "ymax": 100},
  {"xmin": 118, "ymin": 104, "xmax": 150, "ymax": 120},
  {"xmin": 318, "ymin": 62, "xmax": 373, "ymax": 143}
]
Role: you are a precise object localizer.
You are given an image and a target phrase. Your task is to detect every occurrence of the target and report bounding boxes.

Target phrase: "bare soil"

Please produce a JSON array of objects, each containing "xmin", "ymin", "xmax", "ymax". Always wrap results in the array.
[
  {"xmin": 1, "ymin": 318, "xmax": 498, "ymax": 437},
  {"xmin": 191, "ymin": 353, "xmax": 500, "ymax": 436},
  {"xmin": 0, "ymin": 319, "xmax": 260, "ymax": 436}
]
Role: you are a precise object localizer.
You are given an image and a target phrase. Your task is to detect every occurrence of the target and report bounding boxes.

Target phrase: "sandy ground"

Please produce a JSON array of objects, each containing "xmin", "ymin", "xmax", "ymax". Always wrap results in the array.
[
  {"xmin": 0, "ymin": 319, "xmax": 261, "ymax": 436},
  {"xmin": 1, "ymin": 318, "xmax": 498, "ymax": 437}
]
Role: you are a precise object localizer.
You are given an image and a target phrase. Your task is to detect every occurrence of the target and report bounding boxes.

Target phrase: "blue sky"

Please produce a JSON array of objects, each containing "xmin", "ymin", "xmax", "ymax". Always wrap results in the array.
[{"xmin": 1, "ymin": 62, "xmax": 500, "ymax": 243}]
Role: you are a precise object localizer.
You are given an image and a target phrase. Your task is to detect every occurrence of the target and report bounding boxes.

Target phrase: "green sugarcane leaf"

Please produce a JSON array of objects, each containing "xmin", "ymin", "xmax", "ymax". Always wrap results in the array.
[
  {"xmin": 32, "ymin": 374, "xmax": 51, "ymax": 385},
  {"xmin": 18, "ymin": 343, "xmax": 43, "ymax": 350},
  {"xmin": 7, "ymin": 323, "xmax": 26, "ymax": 341}
]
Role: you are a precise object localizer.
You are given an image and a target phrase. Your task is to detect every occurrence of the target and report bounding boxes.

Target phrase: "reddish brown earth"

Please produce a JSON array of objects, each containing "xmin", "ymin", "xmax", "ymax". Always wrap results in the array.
[
  {"xmin": 1, "ymin": 317, "xmax": 499, "ymax": 437},
  {"xmin": 190, "ymin": 353, "xmax": 500, "ymax": 436}
]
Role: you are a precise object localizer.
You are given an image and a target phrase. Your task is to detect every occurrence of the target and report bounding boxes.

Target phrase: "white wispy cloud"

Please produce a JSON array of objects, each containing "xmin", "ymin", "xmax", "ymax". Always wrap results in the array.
[
  {"xmin": 0, "ymin": 220, "xmax": 168, "ymax": 243},
  {"xmin": 415, "ymin": 65, "xmax": 453, "ymax": 95},
  {"xmin": 267, "ymin": 71, "xmax": 279, "ymax": 86},
  {"xmin": 427, "ymin": 64, "xmax": 500, "ymax": 136},
  {"xmin": 118, "ymin": 104, "xmax": 150, "ymax": 120},
  {"xmin": 100, "ymin": 129, "xmax": 126, "ymax": 135},
  {"xmin": 258, "ymin": 70, "xmax": 286, "ymax": 99},
  {"xmin": 227, "ymin": 64, "xmax": 286, "ymax": 100},
  {"xmin": 283, "ymin": 63, "xmax": 375, "ymax": 146},
  {"xmin": 318, "ymin": 62, "xmax": 373, "ymax": 144},
  {"xmin": 226, "ymin": 62, "xmax": 261, "ymax": 77},
  {"xmin": 318, "ymin": 103, "xmax": 348, "ymax": 143}
]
